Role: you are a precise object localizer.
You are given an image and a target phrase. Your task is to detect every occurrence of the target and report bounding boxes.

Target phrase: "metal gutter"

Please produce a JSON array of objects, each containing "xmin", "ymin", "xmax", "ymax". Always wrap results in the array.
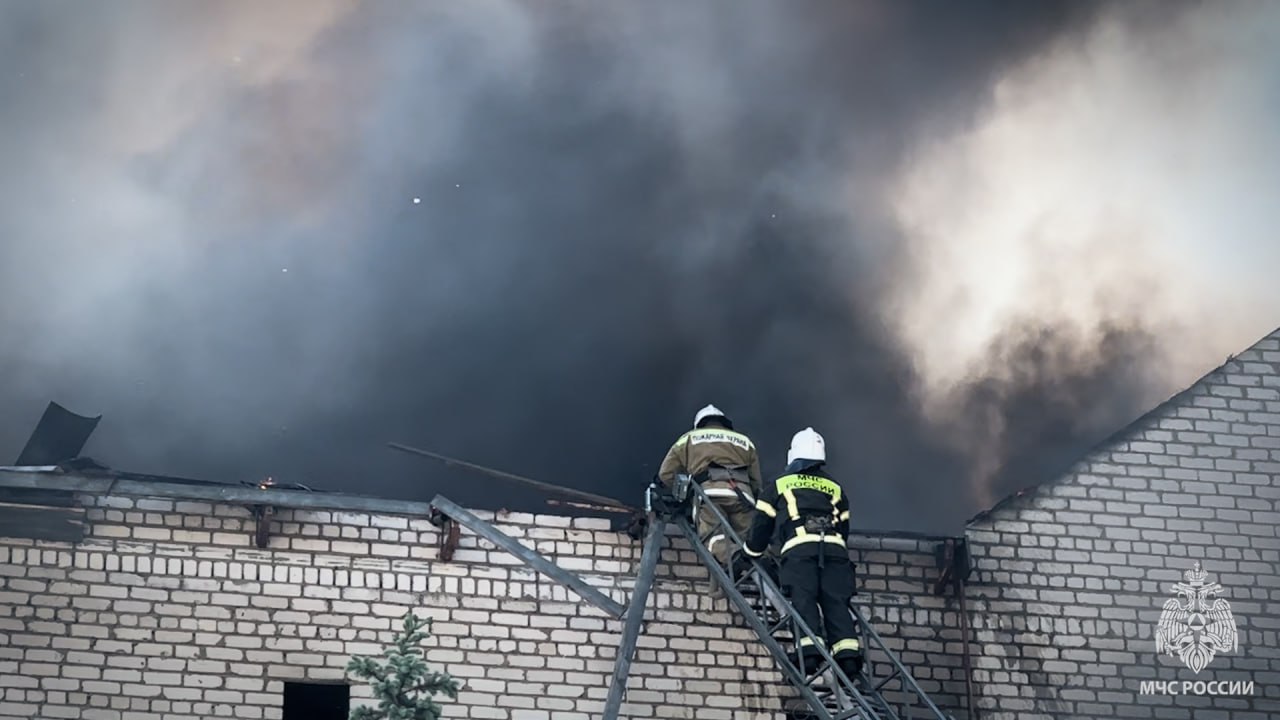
[{"xmin": 0, "ymin": 470, "xmax": 439, "ymax": 517}]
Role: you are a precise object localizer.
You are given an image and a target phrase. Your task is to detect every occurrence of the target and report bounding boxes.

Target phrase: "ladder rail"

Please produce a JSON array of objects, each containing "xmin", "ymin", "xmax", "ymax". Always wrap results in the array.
[
  {"xmin": 602, "ymin": 515, "xmax": 668, "ymax": 719},
  {"xmin": 686, "ymin": 483, "xmax": 885, "ymax": 719},
  {"xmin": 717, "ymin": 547, "xmax": 882, "ymax": 718},
  {"xmin": 850, "ymin": 604, "xmax": 951, "ymax": 719},
  {"xmin": 673, "ymin": 518, "xmax": 842, "ymax": 720},
  {"xmin": 687, "ymin": 481, "xmax": 951, "ymax": 720},
  {"xmin": 601, "ymin": 489, "xmax": 863, "ymax": 720}
]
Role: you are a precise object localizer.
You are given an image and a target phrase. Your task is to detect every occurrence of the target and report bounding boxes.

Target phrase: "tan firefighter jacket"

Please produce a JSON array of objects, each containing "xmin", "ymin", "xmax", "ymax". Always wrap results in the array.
[{"xmin": 657, "ymin": 426, "xmax": 763, "ymax": 502}]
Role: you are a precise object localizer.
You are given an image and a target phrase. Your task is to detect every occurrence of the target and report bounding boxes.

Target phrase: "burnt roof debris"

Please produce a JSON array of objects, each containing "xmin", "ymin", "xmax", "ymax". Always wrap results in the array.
[
  {"xmin": 14, "ymin": 401, "xmax": 101, "ymax": 466},
  {"xmin": 387, "ymin": 441, "xmax": 638, "ymax": 515},
  {"xmin": 0, "ymin": 459, "xmax": 262, "ymax": 490},
  {"xmin": 5, "ymin": 400, "xmax": 319, "ymax": 494}
]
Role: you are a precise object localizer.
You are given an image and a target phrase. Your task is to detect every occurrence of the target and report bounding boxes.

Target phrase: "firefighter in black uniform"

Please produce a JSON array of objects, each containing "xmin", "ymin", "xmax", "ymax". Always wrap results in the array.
[{"xmin": 743, "ymin": 427, "xmax": 863, "ymax": 678}]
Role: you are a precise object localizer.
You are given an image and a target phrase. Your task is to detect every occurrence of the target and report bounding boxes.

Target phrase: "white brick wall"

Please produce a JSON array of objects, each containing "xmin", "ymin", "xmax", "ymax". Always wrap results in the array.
[
  {"xmin": 847, "ymin": 535, "xmax": 971, "ymax": 712},
  {"xmin": 0, "ymin": 499, "xmax": 795, "ymax": 719},
  {"xmin": 964, "ymin": 330, "xmax": 1280, "ymax": 719}
]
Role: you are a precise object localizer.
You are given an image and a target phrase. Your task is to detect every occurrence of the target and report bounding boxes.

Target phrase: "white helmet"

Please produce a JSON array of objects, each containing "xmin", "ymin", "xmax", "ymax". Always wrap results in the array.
[
  {"xmin": 693, "ymin": 404, "xmax": 727, "ymax": 428},
  {"xmin": 787, "ymin": 427, "xmax": 826, "ymax": 465}
]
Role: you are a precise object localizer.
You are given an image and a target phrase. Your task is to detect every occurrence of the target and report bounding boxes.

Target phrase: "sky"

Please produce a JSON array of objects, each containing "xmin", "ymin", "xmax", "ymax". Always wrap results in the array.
[{"xmin": 1, "ymin": 0, "xmax": 1278, "ymax": 532}]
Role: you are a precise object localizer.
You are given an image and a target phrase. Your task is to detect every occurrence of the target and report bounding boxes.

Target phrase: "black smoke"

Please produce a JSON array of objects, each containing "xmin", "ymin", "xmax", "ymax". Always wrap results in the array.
[{"xmin": 0, "ymin": 1, "xmax": 1196, "ymax": 532}]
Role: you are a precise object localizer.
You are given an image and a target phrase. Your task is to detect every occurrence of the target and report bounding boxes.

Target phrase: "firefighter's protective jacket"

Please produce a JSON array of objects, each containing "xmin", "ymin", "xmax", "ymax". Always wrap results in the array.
[
  {"xmin": 743, "ymin": 461, "xmax": 849, "ymax": 557},
  {"xmin": 657, "ymin": 426, "xmax": 763, "ymax": 498}
]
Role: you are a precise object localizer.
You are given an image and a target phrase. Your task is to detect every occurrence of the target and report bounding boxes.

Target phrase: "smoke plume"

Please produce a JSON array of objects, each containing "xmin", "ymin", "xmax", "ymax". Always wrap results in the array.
[{"xmin": 1, "ymin": 1, "xmax": 1276, "ymax": 531}]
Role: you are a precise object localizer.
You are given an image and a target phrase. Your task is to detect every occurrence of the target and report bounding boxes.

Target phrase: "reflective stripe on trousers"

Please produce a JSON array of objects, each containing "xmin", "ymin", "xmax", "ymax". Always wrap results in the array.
[
  {"xmin": 702, "ymin": 487, "xmax": 754, "ymax": 503},
  {"xmin": 832, "ymin": 638, "xmax": 862, "ymax": 656},
  {"xmin": 707, "ymin": 534, "xmax": 725, "ymax": 554}
]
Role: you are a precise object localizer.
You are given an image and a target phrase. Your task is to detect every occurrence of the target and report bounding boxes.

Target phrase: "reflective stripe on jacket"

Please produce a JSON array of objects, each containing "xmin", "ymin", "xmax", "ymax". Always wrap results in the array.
[
  {"xmin": 657, "ymin": 426, "xmax": 762, "ymax": 496},
  {"xmin": 744, "ymin": 462, "xmax": 849, "ymax": 557}
]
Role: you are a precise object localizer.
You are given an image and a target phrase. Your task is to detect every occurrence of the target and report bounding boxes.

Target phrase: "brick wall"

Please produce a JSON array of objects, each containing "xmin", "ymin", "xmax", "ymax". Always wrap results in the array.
[
  {"xmin": 962, "ymin": 329, "xmax": 1280, "ymax": 719},
  {"xmin": 0, "ymin": 485, "xmax": 969, "ymax": 720},
  {"xmin": 0, "ymin": 498, "xmax": 805, "ymax": 720},
  {"xmin": 850, "ymin": 535, "xmax": 971, "ymax": 716}
]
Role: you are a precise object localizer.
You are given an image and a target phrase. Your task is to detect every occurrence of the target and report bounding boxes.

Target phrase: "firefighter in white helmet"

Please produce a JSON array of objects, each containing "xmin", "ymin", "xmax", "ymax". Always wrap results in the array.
[
  {"xmin": 744, "ymin": 427, "xmax": 862, "ymax": 678},
  {"xmin": 657, "ymin": 404, "xmax": 763, "ymax": 573}
]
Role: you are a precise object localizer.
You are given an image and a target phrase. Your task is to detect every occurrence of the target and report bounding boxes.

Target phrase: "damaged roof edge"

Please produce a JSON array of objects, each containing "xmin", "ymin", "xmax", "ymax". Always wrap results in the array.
[
  {"xmin": 965, "ymin": 323, "xmax": 1280, "ymax": 530},
  {"xmin": 0, "ymin": 469, "xmax": 962, "ymax": 544},
  {"xmin": 0, "ymin": 469, "xmax": 441, "ymax": 518}
]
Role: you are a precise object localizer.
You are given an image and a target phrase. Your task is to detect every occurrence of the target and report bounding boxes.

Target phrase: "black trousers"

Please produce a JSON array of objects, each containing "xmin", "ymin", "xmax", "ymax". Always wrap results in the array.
[{"xmin": 778, "ymin": 543, "xmax": 861, "ymax": 663}]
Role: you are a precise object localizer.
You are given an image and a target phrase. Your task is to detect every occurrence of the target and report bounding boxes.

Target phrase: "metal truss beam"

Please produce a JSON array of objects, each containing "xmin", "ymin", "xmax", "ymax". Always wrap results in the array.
[{"xmin": 428, "ymin": 495, "xmax": 626, "ymax": 619}]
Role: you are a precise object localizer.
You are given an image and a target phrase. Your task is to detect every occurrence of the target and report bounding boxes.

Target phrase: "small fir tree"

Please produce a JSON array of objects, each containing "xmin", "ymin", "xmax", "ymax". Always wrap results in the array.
[{"xmin": 347, "ymin": 611, "xmax": 461, "ymax": 720}]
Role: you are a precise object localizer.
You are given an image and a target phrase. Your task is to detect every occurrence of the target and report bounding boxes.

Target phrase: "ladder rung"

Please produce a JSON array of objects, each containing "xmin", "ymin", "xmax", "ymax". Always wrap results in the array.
[
  {"xmin": 674, "ymin": 491, "xmax": 951, "ymax": 720},
  {"xmin": 872, "ymin": 669, "xmax": 899, "ymax": 693}
]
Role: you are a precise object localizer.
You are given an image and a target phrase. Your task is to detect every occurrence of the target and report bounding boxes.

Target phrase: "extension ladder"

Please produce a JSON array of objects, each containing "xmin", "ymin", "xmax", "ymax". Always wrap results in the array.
[{"xmin": 604, "ymin": 480, "xmax": 955, "ymax": 720}]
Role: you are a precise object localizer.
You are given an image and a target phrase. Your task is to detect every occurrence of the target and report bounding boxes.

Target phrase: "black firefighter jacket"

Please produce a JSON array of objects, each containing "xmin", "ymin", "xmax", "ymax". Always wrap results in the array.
[{"xmin": 744, "ymin": 461, "xmax": 849, "ymax": 557}]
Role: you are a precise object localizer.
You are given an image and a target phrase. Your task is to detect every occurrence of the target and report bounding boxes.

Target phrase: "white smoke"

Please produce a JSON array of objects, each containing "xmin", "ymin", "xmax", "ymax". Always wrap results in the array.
[{"xmin": 882, "ymin": 1, "xmax": 1280, "ymax": 505}]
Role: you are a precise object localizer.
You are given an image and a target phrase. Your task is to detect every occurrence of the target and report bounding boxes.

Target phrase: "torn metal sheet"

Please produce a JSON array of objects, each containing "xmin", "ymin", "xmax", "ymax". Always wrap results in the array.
[{"xmin": 15, "ymin": 401, "xmax": 101, "ymax": 466}]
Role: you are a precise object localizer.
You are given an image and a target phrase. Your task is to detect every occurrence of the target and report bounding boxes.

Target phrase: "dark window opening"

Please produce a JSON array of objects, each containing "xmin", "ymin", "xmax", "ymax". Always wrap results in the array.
[{"xmin": 283, "ymin": 681, "xmax": 350, "ymax": 720}]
